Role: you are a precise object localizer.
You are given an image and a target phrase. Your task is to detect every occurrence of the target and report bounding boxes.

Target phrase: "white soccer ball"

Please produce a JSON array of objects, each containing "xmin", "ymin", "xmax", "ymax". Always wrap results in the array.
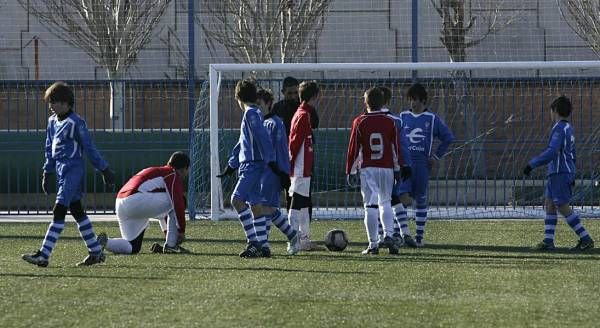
[{"xmin": 324, "ymin": 229, "xmax": 349, "ymax": 252}]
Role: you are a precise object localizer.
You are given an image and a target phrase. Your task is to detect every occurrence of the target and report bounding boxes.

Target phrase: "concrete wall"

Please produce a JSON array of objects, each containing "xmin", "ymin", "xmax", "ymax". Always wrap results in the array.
[{"xmin": 0, "ymin": 1, "xmax": 596, "ymax": 80}]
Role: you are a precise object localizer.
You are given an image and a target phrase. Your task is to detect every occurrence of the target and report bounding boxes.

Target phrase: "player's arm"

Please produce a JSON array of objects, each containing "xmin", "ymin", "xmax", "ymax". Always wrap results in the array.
[
  {"xmin": 227, "ymin": 141, "xmax": 241, "ymax": 169},
  {"xmin": 288, "ymin": 113, "xmax": 310, "ymax": 160},
  {"xmin": 274, "ymin": 121, "xmax": 291, "ymax": 175},
  {"xmin": 396, "ymin": 118, "xmax": 412, "ymax": 168},
  {"xmin": 529, "ymin": 128, "xmax": 563, "ymax": 169},
  {"xmin": 432, "ymin": 116, "xmax": 455, "ymax": 160},
  {"xmin": 345, "ymin": 117, "xmax": 361, "ymax": 175},
  {"xmin": 42, "ymin": 119, "xmax": 56, "ymax": 173},
  {"xmin": 249, "ymin": 111, "xmax": 275, "ymax": 163},
  {"xmin": 75, "ymin": 120, "xmax": 109, "ymax": 171},
  {"xmin": 165, "ymin": 173, "xmax": 186, "ymax": 234}
]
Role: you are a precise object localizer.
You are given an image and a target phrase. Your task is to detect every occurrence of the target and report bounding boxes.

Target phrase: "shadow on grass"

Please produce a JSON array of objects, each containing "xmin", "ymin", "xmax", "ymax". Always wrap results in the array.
[
  {"xmin": 98, "ymin": 263, "xmax": 374, "ymax": 275},
  {"xmin": 0, "ymin": 272, "xmax": 165, "ymax": 280}
]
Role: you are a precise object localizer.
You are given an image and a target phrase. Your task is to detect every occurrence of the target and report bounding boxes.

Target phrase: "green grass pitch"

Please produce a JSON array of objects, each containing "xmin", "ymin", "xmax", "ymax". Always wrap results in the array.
[{"xmin": 1, "ymin": 219, "xmax": 600, "ymax": 327}]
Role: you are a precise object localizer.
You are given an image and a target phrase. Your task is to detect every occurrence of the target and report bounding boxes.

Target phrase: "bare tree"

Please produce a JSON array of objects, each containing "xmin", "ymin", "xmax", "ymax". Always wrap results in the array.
[
  {"xmin": 558, "ymin": 0, "xmax": 600, "ymax": 58},
  {"xmin": 431, "ymin": 0, "xmax": 519, "ymax": 62},
  {"xmin": 430, "ymin": 0, "xmax": 520, "ymax": 177},
  {"xmin": 19, "ymin": 0, "xmax": 172, "ymax": 129},
  {"xmin": 201, "ymin": 0, "xmax": 333, "ymax": 63}
]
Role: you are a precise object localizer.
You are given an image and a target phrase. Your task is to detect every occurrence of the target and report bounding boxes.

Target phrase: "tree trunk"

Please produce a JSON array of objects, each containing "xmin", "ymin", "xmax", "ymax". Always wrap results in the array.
[{"xmin": 109, "ymin": 75, "xmax": 125, "ymax": 131}]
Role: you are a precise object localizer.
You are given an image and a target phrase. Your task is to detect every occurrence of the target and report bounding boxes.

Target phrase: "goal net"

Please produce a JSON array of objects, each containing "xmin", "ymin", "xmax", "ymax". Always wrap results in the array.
[{"xmin": 189, "ymin": 61, "xmax": 600, "ymax": 220}]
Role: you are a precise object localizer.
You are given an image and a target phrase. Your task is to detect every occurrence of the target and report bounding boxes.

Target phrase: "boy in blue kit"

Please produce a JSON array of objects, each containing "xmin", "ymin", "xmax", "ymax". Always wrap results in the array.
[
  {"xmin": 22, "ymin": 82, "xmax": 115, "ymax": 267},
  {"xmin": 524, "ymin": 96, "xmax": 594, "ymax": 251},
  {"xmin": 395, "ymin": 83, "xmax": 454, "ymax": 247},
  {"xmin": 218, "ymin": 79, "xmax": 277, "ymax": 258},
  {"xmin": 256, "ymin": 88, "xmax": 300, "ymax": 255}
]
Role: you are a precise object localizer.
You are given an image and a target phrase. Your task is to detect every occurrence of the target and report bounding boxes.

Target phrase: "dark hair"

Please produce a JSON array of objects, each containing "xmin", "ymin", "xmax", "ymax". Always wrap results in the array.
[
  {"xmin": 282, "ymin": 76, "xmax": 299, "ymax": 90},
  {"xmin": 365, "ymin": 87, "xmax": 384, "ymax": 111},
  {"xmin": 44, "ymin": 82, "xmax": 74, "ymax": 108},
  {"xmin": 551, "ymin": 96, "xmax": 572, "ymax": 118},
  {"xmin": 235, "ymin": 79, "xmax": 258, "ymax": 103},
  {"xmin": 406, "ymin": 83, "xmax": 427, "ymax": 103},
  {"xmin": 379, "ymin": 86, "xmax": 392, "ymax": 105},
  {"xmin": 299, "ymin": 80, "xmax": 320, "ymax": 102},
  {"xmin": 257, "ymin": 88, "xmax": 274, "ymax": 105},
  {"xmin": 167, "ymin": 151, "xmax": 190, "ymax": 169}
]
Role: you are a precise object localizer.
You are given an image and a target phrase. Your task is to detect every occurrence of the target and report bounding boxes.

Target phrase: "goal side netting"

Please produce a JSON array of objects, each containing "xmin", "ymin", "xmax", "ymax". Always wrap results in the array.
[{"xmin": 189, "ymin": 62, "xmax": 600, "ymax": 220}]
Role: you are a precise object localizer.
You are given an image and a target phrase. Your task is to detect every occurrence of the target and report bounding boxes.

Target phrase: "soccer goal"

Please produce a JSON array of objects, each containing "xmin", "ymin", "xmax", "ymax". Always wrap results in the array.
[{"xmin": 189, "ymin": 61, "xmax": 600, "ymax": 221}]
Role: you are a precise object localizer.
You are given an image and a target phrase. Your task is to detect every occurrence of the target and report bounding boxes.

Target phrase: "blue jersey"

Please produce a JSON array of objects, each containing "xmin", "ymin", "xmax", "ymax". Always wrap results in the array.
[
  {"xmin": 263, "ymin": 113, "xmax": 291, "ymax": 174},
  {"xmin": 529, "ymin": 120, "xmax": 576, "ymax": 176},
  {"xmin": 399, "ymin": 110, "xmax": 454, "ymax": 163},
  {"xmin": 384, "ymin": 109, "xmax": 412, "ymax": 168},
  {"xmin": 43, "ymin": 112, "xmax": 108, "ymax": 173},
  {"xmin": 228, "ymin": 105, "xmax": 275, "ymax": 167}
]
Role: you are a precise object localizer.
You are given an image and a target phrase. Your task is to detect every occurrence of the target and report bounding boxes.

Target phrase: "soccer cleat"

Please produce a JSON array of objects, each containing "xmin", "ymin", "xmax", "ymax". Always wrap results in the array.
[
  {"xmin": 403, "ymin": 235, "xmax": 417, "ymax": 248},
  {"xmin": 287, "ymin": 234, "xmax": 300, "ymax": 255},
  {"xmin": 416, "ymin": 240, "xmax": 425, "ymax": 248},
  {"xmin": 150, "ymin": 242, "xmax": 164, "ymax": 253},
  {"xmin": 261, "ymin": 247, "xmax": 272, "ymax": 258},
  {"xmin": 96, "ymin": 232, "xmax": 108, "ymax": 251},
  {"xmin": 534, "ymin": 241, "xmax": 556, "ymax": 251},
  {"xmin": 76, "ymin": 252, "xmax": 105, "ymax": 266},
  {"xmin": 299, "ymin": 238, "xmax": 325, "ymax": 251},
  {"xmin": 163, "ymin": 244, "xmax": 191, "ymax": 254},
  {"xmin": 383, "ymin": 236, "xmax": 399, "ymax": 255},
  {"xmin": 571, "ymin": 238, "xmax": 595, "ymax": 251},
  {"xmin": 393, "ymin": 233, "xmax": 404, "ymax": 248},
  {"xmin": 239, "ymin": 242, "xmax": 262, "ymax": 258},
  {"xmin": 361, "ymin": 246, "xmax": 379, "ymax": 255},
  {"xmin": 22, "ymin": 250, "xmax": 49, "ymax": 267}
]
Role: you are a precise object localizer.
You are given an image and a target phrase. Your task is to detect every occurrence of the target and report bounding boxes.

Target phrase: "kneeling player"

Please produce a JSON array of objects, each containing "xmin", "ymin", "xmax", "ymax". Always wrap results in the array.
[{"xmin": 98, "ymin": 152, "xmax": 189, "ymax": 254}]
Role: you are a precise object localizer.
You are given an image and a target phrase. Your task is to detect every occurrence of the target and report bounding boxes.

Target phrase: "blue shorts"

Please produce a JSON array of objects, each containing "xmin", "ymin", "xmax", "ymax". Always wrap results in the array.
[
  {"xmin": 545, "ymin": 173, "xmax": 574, "ymax": 206},
  {"xmin": 260, "ymin": 169, "xmax": 282, "ymax": 208},
  {"xmin": 393, "ymin": 163, "xmax": 429, "ymax": 205},
  {"xmin": 232, "ymin": 162, "xmax": 266, "ymax": 206},
  {"xmin": 55, "ymin": 160, "xmax": 84, "ymax": 206}
]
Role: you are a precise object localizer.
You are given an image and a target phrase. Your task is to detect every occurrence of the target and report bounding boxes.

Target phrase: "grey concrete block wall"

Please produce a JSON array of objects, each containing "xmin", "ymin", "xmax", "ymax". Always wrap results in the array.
[{"xmin": 0, "ymin": 1, "xmax": 597, "ymax": 80}]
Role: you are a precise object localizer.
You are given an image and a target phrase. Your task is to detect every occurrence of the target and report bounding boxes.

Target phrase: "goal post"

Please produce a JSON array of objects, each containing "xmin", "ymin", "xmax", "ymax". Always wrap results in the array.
[{"xmin": 190, "ymin": 61, "xmax": 600, "ymax": 221}]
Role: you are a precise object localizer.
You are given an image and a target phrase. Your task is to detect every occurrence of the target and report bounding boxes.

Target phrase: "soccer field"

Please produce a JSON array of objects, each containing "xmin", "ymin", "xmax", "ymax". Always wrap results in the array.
[{"xmin": 1, "ymin": 219, "xmax": 600, "ymax": 327}]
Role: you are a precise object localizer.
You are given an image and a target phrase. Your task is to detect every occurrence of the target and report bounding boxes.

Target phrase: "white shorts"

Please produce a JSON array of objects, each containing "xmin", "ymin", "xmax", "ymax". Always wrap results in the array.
[
  {"xmin": 289, "ymin": 177, "xmax": 311, "ymax": 197},
  {"xmin": 115, "ymin": 192, "xmax": 172, "ymax": 241},
  {"xmin": 360, "ymin": 167, "xmax": 393, "ymax": 206}
]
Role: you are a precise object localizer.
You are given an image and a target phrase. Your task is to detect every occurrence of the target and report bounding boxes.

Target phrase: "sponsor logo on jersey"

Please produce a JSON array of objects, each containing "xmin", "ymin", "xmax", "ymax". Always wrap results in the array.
[{"xmin": 406, "ymin": 128, "xmax": 426, "ymax": 144}]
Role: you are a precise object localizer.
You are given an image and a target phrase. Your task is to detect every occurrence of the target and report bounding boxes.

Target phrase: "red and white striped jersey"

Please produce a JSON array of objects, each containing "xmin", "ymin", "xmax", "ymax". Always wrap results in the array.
[
  {"xmin": 289, "ymin": 102, "xmax": 315, "ymax": 177},
  {"xmin": 117, "ymin": 166, "xmax": 186, "ymax": 233},
  {"xmin": 346, "ymin": 111, "xmax": 404, "ymax": 175}
]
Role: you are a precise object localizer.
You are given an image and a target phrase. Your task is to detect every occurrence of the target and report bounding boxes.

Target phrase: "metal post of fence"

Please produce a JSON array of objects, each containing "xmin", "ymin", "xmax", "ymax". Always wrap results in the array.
[{"xmin": 187, "ymin": 0, "xmax": 197, "ymax": 220}]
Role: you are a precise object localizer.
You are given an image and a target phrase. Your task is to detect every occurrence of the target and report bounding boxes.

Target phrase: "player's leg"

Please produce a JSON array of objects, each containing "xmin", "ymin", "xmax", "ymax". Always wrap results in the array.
[
  {"xmin": 413, "ymin": 166, "xmax": 430, "ymax": 247},
  {"xmin": 262, "ymin": 172, "xmax": 299, "ymax": 254},
  {"xmin": 231, "ymin": 163, "xmax": 261, "ymax": 252},
  {"xmin": 70, "ymin": 199, "xmax": 106, "ymax": 266},
  {"xmin": 250, "ymin": 203, "xmax": 270, "ymax": 257},
  {"xmin": 377, "ymin": 168, "xmax": 399, "ymax": 254},
  {"xmin": 360, "ymin": 168, "xmax": 380, "ymax": 254},
  {"xmin": 22, "ymin": 202, "xmax": 68, "ymax": 267},
  {"xmin": 554, "ymin": 174, "xmax": 594, "ymax": 250},
  {"xmin": 23, "ymin": 162, "xmax": 73, "ymax": 267},
  {"xmin": 289, "ymin": 176, "xmax": 321, "ymax": 250},
  {"xmin": 534, "ymin": 196, "xmax": 558, "ymax": 250}
]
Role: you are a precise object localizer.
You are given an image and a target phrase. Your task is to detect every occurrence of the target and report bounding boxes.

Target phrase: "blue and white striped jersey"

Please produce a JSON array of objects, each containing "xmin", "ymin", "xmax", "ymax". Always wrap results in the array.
[
  {"xmin": 529, "ymin": 120, "xmax": 576, "ymax": 176},
  {"xmin": 384, "ymin": 109, "xmax": 412, "ymax": 168},
  {"xmin": 43, "ymin": 112, "xmax": 108, "ymax": 173},
  {"xmin": 228, "ymin": 105, "xmax": 274, "ymax": 167},
  {"xmin": 263, "ymin": 113, "xmax": 291, "ymax": 174},
  {"xmin": 399, "ymin": 110, "xmax": 454, "ymax": 163}
]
